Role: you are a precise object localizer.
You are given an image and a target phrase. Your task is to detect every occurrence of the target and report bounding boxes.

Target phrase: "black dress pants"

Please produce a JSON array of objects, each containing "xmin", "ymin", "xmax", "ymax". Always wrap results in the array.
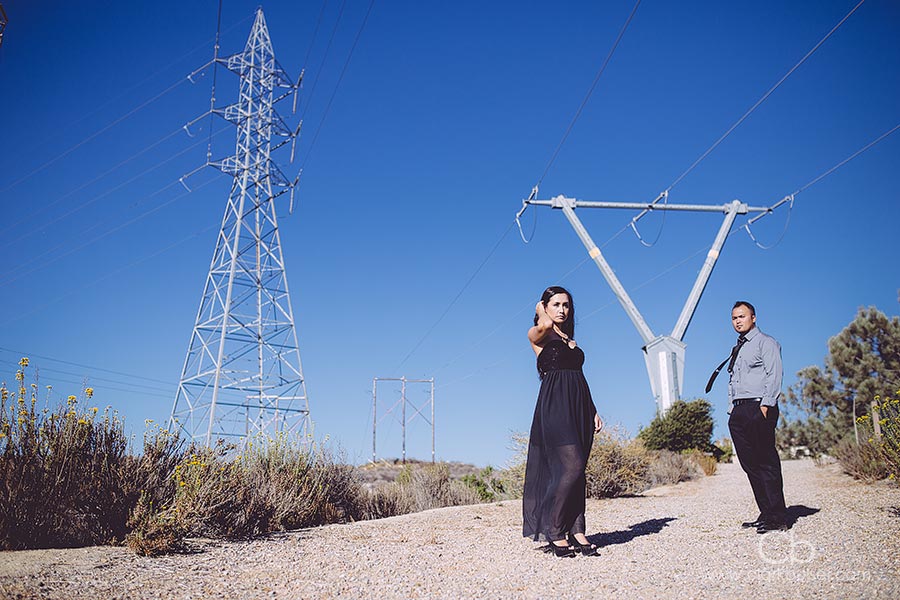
[{"xmin": 728, "ymin": 402, "xmax": 786, "ymax": 523}]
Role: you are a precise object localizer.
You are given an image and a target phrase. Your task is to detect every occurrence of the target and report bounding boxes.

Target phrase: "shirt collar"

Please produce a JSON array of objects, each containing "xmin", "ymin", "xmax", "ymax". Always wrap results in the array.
[{"xmin": 742, "ymin": 326, "xmax": 760, "ymax": 341}]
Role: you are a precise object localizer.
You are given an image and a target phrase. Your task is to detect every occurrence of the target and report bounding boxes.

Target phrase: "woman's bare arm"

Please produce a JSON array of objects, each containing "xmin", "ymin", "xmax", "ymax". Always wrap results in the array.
[{"xmin": 528, "ymin": 301, "xmax": 554, "ymax": 354}]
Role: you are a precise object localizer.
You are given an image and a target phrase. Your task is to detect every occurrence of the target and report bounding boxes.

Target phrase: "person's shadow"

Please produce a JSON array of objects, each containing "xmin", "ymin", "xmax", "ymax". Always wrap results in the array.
[
  {"xmin": 589, "ymin": 517, "xmax": 676, "ymax": 548},
  {"xmin": 785, "ymin": 504, "xmax": 820, "ymax": 527}
]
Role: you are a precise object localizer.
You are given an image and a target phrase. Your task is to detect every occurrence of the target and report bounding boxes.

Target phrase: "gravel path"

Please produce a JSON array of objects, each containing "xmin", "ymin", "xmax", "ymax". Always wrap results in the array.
[{"xmin": 1, "ymin": 459, "xmax": 898, "ymax": 599}]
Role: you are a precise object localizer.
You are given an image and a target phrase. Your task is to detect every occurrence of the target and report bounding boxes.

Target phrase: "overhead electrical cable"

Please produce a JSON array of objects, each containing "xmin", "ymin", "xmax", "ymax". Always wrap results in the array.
[
  {"xmin": 299, "ymin": 0, "xmax": 377, "ymax": 172},
  {"xmin": 663, "ymin": 0, "xmax": 867, "ymax": 195},
  {"xmin": 624, "ymin": 0, "xmax": 867, "ymax": 248},
  {"xmin": 4, "ymin": 132, "xmax": 226, "ymax": 276},
  {"xmin": 588, "ymin": 121, "xmax": 900, "ymax": 316},
  {"xmin": 534, "ymin": 0, "xmax": 643, "ymax": 190},
  {"xmin": 205, "ymin": 0, "xmax": 224, "ymax": 163},
  {"xmin": 301, "ymin": 0, "xmax": 331, "ymax": 72},
  {"xmin": 1, "ymin": 173, "xmax": 226, "ymax": 286},
  {"xmin": 3, "ymin": 362, "xmax": 177, "ymax": 395},
  {"xmin": 516, "ymin": 0, "xmax": 642, "ymax": 245},
  {"xmin": 0, "ymin": 79, "xmax": 190, "ymax": 197},
  {"xmin": 11, "ymin": 13, "xmax": 253, "ymax": 169},
  {"xmin": 0, "ymin": 126, "xmax": 217, "ymax": 246},
  {"xmin": 391, "ymin": 219, "xmax": 516, "ymax": 375},
  {"xmin": 0, "ymin": 223, "xmax": 220, "ymax": 328},
  {"xmin": 298, "ymin": 0, "xmax": 348, "ymax": 124},
  {"xmin": 740, "ymin": 120, "xmax": 900, "ymax": 245},
  {"xmin": 0, "ymin": 346, "xmax": 174, "ymax": 386}
]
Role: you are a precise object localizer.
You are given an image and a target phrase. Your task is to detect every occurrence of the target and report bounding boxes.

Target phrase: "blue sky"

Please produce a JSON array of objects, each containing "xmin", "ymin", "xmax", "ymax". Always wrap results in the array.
[{"xmin": 1, "ymin": 0, "xmax": 898, "ymax": 467}]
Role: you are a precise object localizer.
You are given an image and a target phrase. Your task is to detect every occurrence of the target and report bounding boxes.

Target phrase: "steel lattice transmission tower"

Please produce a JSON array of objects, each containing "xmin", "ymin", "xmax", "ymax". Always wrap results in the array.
[{"xmin": 170, "ymin": 9, "xmax": 309, "ymax": 445}]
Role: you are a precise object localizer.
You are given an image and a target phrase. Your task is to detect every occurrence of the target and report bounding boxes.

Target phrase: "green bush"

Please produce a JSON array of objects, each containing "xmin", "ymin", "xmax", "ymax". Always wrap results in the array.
[
  {"xmin": 638, "ymin": 399, "xmax": 714, "ymax": 453},
  {"xmin": 460, "ymin": 466, "xmax": 508, "ymax": 502}
]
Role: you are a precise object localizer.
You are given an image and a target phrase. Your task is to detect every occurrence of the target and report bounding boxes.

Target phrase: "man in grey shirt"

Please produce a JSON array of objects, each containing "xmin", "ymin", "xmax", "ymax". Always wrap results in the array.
[{"xmin": 727, "ymin": 301, "xmax": 787, "ymax": 533}]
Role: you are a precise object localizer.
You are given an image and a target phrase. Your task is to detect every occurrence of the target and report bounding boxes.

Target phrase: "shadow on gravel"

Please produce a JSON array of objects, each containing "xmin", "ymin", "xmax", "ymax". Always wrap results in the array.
[
  {"xmin": 589, "ymin": 517, "xmax": 675, "ymax": 548},
  {"xmin": 785, "ymin": 505, "xmax": 820, "ymax": 527}
]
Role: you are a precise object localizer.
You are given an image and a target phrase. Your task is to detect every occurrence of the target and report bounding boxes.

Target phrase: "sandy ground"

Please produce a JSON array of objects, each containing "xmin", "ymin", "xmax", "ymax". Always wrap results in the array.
[{"xmin": 1, "ymin": 459, "xmax": 898, "ymax": 599}]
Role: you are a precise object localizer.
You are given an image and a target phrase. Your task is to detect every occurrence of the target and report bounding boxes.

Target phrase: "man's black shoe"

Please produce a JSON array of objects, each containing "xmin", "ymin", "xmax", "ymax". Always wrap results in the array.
[
  {"xmin": 741, "ymin": 515, "xmax": 764, "ymax": 528},
  {"xmin": 756, "ymin": 521, "xmax": 789, "ymax": 534},
  {"xmin": 741, "ymin": 519, "xmax": 764, "ymax": 529}
]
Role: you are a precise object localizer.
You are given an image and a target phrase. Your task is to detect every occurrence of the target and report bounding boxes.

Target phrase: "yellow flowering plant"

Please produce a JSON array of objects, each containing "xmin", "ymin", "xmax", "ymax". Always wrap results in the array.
[{"xmin": 856, "ymin": 391, "xmax": 900, "ymax": 481}]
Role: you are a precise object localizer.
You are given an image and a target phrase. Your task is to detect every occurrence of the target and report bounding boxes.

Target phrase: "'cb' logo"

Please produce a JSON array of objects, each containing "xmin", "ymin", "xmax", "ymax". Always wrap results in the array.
[{"xmin": 757, "ymin": 530, "xmax": 815, "ymax": 564}]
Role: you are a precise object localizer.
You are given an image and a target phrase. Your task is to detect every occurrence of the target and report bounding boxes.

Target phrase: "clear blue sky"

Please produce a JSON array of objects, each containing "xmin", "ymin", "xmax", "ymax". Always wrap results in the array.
[{"xmin": 1, "ymin": 0, "xmax": 898, "ymax": 467}]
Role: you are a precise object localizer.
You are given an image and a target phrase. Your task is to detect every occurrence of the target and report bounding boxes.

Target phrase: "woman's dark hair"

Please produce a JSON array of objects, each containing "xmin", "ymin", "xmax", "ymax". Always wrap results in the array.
[{"xmin": 534, "ymin": 285, "xmax": 575, "ymax": 339}]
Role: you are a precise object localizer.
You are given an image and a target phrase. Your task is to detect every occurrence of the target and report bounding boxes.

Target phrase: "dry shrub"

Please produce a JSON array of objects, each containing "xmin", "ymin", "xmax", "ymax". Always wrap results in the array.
[
  {"xmin": 0, "ymin": 362, "xmax": 136, "ymax": 549},
  {"xmin": 645, "ymin": 450, "xmax": 702, "ymax": 488},
  {"xmin": 363, "ymin": 463, "xmax": 481, "ymax": 519},
  {"xmin": 365, "ymin": 483, "xmax": 414, "ymax": 519},
  {"xmin": 585, "ymin": 430, "xmax": 651, "ymax": 498},
  {"xmin": 499, "ymin": 431, "xmax": 529, "ymax": 499},
  {"xmin": 833, "ymin": 438, "xmax": 890, "ymax": 483},
  {"xmin": 125, "ymin": 492, "xmax": 185, "ymax": 557},
  {"xmin": 156, "ymin": 437, "xmax": 368, "ymax": 540},
  {"xmin": 684, "ymin": 449, "xmax": 717, "ymax": 476},
  {"xmin": 506, "ymin": 429, "xmax": 717, "ymax": 501},
  {"xmin": 856, "ymin": 394, "xmax": 900, "ymax": 481}
]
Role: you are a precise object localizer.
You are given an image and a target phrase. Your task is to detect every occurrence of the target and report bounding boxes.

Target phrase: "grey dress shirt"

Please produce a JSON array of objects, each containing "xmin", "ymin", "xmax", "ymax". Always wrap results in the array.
[{"xmin": 727, "ymin": 326, "xmax": 783, "ymax": 407}]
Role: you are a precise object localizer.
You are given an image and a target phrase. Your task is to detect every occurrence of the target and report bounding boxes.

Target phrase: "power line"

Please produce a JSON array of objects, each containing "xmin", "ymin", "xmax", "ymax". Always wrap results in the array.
[
  {"xmin": 0, "ymin": 360, "xmax": 176, "ymax": 396},
  {"xmin": 392, "ymin": 219, "xmax": 516, "ymax": 375},
  {"xmin": 10, "ymin": 14, "xmax": 254, "ymax": 166},
  {"xmin": 301, "ymin": 0, "xmax": 330, "ymax": 74},
  {"xmin": 299, "ymin": 0, "xmax": 377, "ymax": 173},
  {"xmin": 741, "ymin": 120, "xmax": 900, "ymax": 238},
  {"xmin": 1, "ymin": 172, "xmax": 226, "ymax": 287},
  {"xmin": 794, "ymin": 122, "xmax": 900, "ymax": 195},
  {"xmin": 0, "ymin": 125, "xmax": 214, "ymax": 247},
  {"xmin": 535, "ymin": 0, "xmax": 643, "ymax": 189},
  {"xmin": 0, "ymin": 222, "xmax": 220, "ymax": 328},
  {"xmin": 298, "ymin": 0, "xmax": 348, "ymax": 124},
  {"xmin": 3, "ymin": 133, "xmax": 220, "ymax": 282},
  {"xmin": 0, "ymin": 346, "xmax": 173, "ymax": 386},
  {"xmin": 663, "ymin": 0, "xmax": 867, "ymax": 195},
  {"xmin": 0, "ymin": 78, "xmax": 189, "ymax": 196}
]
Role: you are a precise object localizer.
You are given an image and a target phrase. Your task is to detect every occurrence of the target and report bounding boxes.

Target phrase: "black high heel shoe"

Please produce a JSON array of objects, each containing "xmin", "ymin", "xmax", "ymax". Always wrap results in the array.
[
  {"xmin": 567, "ymin": 534, "xmax": 600, "ymax": 556},
  {"xmin": 543, "ymin": 540, "xmax": 576, "ymax": 558}
]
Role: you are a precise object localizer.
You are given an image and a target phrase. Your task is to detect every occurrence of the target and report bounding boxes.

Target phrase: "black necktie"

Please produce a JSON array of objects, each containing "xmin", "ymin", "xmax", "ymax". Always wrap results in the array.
[{"xmin": 705, "ymin": 335, "xmax": 747, "ymax": 393}]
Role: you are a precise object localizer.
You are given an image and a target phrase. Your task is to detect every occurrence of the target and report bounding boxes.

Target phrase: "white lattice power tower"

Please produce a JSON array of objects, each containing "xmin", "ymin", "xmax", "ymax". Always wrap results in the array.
[{"xmin": 170, "ymin": 9, "xmax": 309, "ymax": 445}]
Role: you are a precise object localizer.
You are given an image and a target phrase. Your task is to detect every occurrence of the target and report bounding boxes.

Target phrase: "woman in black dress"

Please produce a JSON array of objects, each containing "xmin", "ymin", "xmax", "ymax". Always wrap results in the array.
[{"xmin": 522, "ymin": 286, "xmax": 603, "ymax": 557}]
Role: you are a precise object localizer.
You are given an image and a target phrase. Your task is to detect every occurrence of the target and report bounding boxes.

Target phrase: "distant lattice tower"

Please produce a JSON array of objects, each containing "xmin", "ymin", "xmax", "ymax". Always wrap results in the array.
[{"xmin": 170, "ymin": 9, "xmax": 309, "ymax": 445}]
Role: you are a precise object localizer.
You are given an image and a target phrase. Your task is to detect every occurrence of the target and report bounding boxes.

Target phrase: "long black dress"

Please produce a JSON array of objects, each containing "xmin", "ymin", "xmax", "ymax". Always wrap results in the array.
[{"xmin": 522, "ymin": 338, "xmax": 597, "ymax": 542}]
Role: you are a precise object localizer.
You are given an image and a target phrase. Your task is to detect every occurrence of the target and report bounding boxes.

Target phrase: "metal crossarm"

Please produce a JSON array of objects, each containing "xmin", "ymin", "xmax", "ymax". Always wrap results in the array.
[{"xmin": 526, "ymin": 196, "xmax": 768, "ymax": 413}]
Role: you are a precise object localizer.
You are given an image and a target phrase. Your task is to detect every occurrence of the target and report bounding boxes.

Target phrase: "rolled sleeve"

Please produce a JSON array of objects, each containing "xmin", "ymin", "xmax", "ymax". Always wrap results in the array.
[{"xmin": 759, "ymin": 336, "xmax": 783, "ymax": 406}]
